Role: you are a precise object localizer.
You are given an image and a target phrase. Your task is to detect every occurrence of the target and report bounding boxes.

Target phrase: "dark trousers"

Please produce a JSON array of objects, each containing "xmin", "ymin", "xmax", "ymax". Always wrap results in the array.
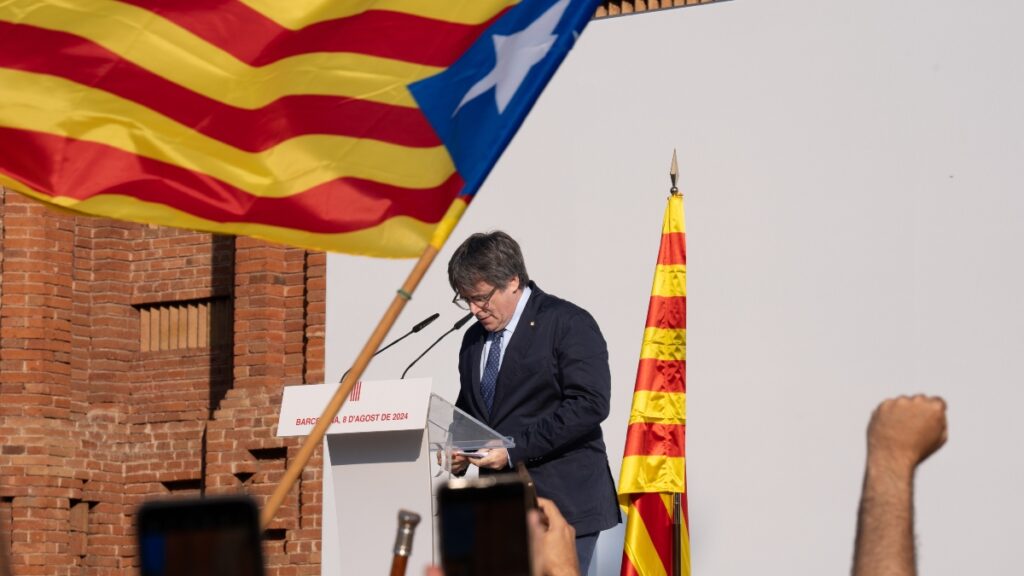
[{"xmin": 576, "ymin": 532, "xmax": 599, "ymax": 575}]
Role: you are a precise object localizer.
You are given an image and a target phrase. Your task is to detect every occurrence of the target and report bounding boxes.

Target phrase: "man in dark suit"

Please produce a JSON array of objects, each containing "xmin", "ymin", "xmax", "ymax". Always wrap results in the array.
[{"xmin": 447, "ymin": 231, "xmax": 620, "ymax": 574}]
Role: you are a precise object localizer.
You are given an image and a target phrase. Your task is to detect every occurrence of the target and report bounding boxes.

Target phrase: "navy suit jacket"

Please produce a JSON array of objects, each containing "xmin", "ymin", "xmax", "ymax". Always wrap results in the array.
[{"xmin": 455, "ymin": 282, "xmax": 620, "ymax": 535}]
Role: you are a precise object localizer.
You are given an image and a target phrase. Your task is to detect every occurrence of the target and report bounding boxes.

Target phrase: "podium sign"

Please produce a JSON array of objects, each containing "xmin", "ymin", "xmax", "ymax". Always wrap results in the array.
[{"xmin": 276, "ymin": 377, "xmax": 431, "ymax": 436}]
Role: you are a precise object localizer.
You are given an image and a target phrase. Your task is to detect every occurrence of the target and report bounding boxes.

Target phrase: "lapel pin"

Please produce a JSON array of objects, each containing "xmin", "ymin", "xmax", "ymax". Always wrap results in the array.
[{"xmin": 530, "ymin": 321, "xmax": 535, "ymax": 327}]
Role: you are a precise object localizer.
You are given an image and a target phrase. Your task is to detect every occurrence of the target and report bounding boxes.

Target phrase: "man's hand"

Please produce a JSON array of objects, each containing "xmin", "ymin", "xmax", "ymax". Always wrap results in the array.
[
  {"xmin": 449, "ymin": 452, "xmax": 470, "ymax": 476},
  {"xmin": 426, "ymin": 497, "xmax": 578, "ymax": 576},
  {"xmin": 867, "ymin": 395, "xmax": 948, "ymax": 472},
  {"xmin": 468, "ymin": 448, "xmax": 509, "ymax": 471},
  {"xmin": 529, "ymin": 498, "xmax": 579, "ymax": 576}
]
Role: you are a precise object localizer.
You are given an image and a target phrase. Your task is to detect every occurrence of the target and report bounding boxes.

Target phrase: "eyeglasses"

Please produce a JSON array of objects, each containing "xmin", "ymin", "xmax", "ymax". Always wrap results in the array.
[{"xmin": 452, "ymin": 286, "xmax": 498, "ymax": 311}]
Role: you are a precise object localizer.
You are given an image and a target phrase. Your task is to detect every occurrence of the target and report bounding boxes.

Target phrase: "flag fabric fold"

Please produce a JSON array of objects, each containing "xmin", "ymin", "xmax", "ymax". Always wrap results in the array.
[
  {"xmin": 619, "ymin": 193, "xmax": 689, "ymax": 576},
  {"xmin": 0, "ymin": 0, "xmax": 600, "ymax": 256}
]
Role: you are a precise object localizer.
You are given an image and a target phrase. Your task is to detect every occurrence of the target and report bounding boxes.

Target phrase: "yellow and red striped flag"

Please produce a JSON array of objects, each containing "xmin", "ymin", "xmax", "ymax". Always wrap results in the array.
[
  {"xmin": 619, "ymin": 192, "xmax": 689, "ymax": 576},
  {"xmin": 0, "ymin": 0, "xmax": 600, "ymax": 256}
]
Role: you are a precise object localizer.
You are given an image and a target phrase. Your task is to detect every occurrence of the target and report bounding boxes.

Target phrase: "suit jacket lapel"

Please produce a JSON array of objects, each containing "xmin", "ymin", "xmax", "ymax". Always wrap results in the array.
[
  {"xmin": 467, "ymin": 328, "xmax": 488, "ymax": 416},
  {"xmin": 490, "ymin": 285, "xmax": 544, "ymax": 422}
]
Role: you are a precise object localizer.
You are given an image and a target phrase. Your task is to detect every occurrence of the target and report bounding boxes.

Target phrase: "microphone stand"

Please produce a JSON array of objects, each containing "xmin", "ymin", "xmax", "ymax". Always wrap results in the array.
[
  {"xmin": 401, "ymin": 313, "xmax": 474, "ymax": 379},
  {"xmin": 339, "ymin": 313, "xmax": 439, "ymax": 383}
]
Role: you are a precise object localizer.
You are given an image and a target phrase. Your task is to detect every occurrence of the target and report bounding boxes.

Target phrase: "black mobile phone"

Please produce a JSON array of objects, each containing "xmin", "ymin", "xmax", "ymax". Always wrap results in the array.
[
  {"xmin": 438, "ymin": 475, "xmax": 533, "ymax": 576},
  {"xmin": 136, "ymin": 496, "xmax": 264, "ymax": 576}
]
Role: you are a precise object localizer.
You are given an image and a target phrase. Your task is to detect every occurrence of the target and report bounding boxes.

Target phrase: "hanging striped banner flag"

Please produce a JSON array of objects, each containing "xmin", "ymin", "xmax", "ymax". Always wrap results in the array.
[
  {"xmin": 619, "ymin": 191, "xmax": 689, "ymax": 576},
  {"xmin": 0, "ymin": 0, "xmax": 599, "ymax": 256}
]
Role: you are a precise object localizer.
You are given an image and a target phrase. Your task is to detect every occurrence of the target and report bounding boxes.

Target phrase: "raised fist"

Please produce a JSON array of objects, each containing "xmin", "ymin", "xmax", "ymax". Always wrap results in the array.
[{"xmin": 867, "ymin": 395, "xmax": 948, "ymax": 470}]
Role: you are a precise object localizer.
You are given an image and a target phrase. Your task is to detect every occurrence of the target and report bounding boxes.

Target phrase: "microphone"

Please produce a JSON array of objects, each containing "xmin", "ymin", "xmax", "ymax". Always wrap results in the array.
[
  {"xmin": 339, "ymin": 312, "xmax": 439, "ymax": 383},
  {"xmin": 411, "ymin": 313, "xmax": 440, "ymax": 333},
  {"xmin": 401, "ymin": 313, "xmax": 474, "ymax": 379}
]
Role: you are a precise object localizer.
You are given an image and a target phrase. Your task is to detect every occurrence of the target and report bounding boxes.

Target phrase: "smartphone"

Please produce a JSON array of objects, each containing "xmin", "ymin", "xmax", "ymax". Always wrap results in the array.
[
  {"xmin": 136, "ymin": 496, "xmax": 264, "ymax": 576},
  {"xmin": 438, "ymin": 475, "xmax": 533, "ymax": 576}
]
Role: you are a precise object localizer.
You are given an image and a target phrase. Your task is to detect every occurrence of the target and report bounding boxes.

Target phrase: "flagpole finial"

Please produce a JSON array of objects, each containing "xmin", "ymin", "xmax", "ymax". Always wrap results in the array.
[{"xmin": 669, "ymin": 149, "xmax": 680, "ymax": 196}]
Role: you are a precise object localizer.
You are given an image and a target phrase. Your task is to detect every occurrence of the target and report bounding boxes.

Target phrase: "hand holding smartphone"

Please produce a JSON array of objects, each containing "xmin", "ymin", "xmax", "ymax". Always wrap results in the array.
[{"xmin": 438, "ymin": 475, "xmax": 534, "ymax": 576}]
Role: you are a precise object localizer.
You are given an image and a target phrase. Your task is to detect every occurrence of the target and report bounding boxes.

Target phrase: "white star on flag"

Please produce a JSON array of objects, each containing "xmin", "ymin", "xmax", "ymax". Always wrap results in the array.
[{"xmin": 454, "ymin": 0, "xmax": 570, "ymax": 116}]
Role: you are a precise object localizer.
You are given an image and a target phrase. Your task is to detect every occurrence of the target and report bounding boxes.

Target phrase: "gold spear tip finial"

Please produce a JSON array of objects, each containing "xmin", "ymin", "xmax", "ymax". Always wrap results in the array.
[{"xmin": 669, "ymin": 149, "xmax": 680, "ymax": 196}]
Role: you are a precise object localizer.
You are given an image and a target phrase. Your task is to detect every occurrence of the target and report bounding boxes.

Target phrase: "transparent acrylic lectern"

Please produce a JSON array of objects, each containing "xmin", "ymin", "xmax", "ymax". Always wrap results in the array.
[{"xmin": 427, "ymin": 393, "xmax": 514, "ymax": 478}]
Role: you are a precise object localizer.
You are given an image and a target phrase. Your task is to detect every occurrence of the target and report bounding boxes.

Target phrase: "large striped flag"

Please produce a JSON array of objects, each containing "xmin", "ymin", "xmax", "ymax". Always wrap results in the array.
[
  {"xmin": 619, "ymin": 192, "xmax": 689, "ymax": 576},
  {"xmin": 0, "ymin": 0, "xmax": 599, "ymax": 256}
]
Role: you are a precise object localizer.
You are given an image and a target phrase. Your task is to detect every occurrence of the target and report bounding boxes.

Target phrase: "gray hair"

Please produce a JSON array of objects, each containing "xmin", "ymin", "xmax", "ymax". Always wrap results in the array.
[{"xmin": 448, "ymin": 231, "xmax": 530, "ymax": 294}]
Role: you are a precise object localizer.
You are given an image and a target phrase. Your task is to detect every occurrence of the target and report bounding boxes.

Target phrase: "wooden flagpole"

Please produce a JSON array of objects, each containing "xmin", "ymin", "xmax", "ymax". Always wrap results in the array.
[{"xmin": 260, "ymin": 243, "xmax": 441, "ymax": 529}]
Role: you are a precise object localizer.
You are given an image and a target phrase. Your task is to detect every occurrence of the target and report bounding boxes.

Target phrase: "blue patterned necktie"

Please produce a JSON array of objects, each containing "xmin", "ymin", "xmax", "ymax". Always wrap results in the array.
[{"xmin": 480, "ymin": 330, "xmax": 504, "ymax": 413}]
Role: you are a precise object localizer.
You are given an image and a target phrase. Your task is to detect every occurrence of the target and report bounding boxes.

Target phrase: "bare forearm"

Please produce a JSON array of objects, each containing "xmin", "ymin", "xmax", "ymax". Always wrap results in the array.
[{"xmin": 852, "ymin": 456, "xmax": 916, "ymax": 576}]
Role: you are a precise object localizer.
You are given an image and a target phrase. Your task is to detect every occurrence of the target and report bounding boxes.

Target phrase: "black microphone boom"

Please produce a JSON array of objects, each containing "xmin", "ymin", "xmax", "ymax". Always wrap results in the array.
[
  {"xmin": 401, "ymin": 313, "xmax": 474, "ymax": 379},
  {"xmin": 339, "ymin": 312, "xmax": 439, "ymax": 383}
]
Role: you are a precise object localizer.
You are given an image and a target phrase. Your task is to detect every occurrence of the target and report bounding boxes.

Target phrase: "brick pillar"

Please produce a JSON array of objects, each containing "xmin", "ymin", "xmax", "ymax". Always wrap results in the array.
[
  {"xmin": 303, "ymin": 251, "xmax": 326, "ymax": 386},
  {"xmin": 293, "ymin": 250, "xmax": 326, "ymax": 574},
  {"xmin": 69, "ymin": 218, "xmax": 138, "ymax": 576},
  {"xmin": 208, "ymin": 238, "xmax": 317, "ymax": 576},
  {"xmin": 0, "ymin": 191, "xmax": 77, "ymax": 575},
  {"xmin": 233, "ymin": 237, "xmax": 305, "ymax": 389}
]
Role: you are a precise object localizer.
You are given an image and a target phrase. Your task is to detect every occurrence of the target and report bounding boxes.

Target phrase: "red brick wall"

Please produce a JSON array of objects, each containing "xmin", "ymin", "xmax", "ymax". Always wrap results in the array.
[
  {"xmin": 0, "ymin": 189, "xmax": 325, "ymax": 576},
  {"xmin": 596, "ymin": 0, "xmax": 727, "ymax": 18}
]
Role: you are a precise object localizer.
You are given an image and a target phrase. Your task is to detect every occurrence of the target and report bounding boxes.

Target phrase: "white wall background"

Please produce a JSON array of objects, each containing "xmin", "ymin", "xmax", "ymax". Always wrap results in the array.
[{"xmin": 326, "ymin": 1, "xmax": 1024, "ymax": 574}]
